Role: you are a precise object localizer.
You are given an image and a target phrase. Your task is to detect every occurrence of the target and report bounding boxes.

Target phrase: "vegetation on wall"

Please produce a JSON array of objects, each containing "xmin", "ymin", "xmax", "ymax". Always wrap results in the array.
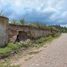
[
  {"xmin": 9, "ymin": 18, "xmax": 67, "ymax": 33},
  {"xmin": 51, "ymin": 25, "xmax": 67, "ymax": 33}
]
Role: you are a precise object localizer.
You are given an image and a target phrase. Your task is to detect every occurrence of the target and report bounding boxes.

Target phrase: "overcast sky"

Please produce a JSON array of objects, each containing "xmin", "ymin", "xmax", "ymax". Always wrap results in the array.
[{"xmin": 0, "ymin": 0, "xmax": 67, "ymax": 26}]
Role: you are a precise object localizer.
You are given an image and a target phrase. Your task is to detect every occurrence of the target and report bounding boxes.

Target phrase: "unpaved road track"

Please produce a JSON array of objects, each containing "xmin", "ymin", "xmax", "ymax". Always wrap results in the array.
[{"xmin": 19, "ymin": 33, "xmax": 67, "ymax": 67}]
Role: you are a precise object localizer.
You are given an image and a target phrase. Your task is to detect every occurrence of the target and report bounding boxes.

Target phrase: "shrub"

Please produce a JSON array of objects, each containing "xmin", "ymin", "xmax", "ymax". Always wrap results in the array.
[
  {"xmin": 7, "ymin": 43, "xmax": 19, "ymax": 50},
  {"xmin": 35, "ymin": 36, "xmax": 53, "ymax": 44},
  {"xmin": 0, "ymin": 47, "xmax": 12, "ymax": 57},
  {"xmin": 0, "ymin": 43, "xmax": 23, "ymax": 58},
  {"xmin": 0, "ymin": 39, "xmax": 33, "ymax": 58},
  {"xmin": 19, "ymin": 39, "xmax": 32, "ymax": 48}
]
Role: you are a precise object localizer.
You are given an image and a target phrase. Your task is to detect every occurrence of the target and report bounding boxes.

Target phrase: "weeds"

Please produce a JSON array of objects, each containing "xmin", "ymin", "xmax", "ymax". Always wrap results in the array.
[
  {"xmin": 0, "ymin": 62, "xmax": 20, "ymax": 67},
  {"xmin": 0, "ymin": 33, "xmax": 60, "ymax": 58}
]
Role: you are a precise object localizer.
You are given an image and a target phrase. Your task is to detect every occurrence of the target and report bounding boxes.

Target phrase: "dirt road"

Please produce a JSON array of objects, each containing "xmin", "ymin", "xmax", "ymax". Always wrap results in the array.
[{"xmin": 14, "ymin": 33, "xmax": 67, "ymax": 67}]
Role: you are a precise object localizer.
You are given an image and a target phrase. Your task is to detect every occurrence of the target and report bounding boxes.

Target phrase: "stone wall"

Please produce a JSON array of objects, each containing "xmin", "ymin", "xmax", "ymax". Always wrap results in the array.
[
  {"xmin": 0, "ymin": 16, "xmax": 58, "ymax": 45},
  {"xmin": 8, "ymin": 24, "xmax": 53, "ymax": 42},
  {"xmin": 0, "ymin": 16, "xmax": 9, "ymax": 47},
  {"xmin": 0, "ymin": 16, "xmax": 59, "ymax": 46}
]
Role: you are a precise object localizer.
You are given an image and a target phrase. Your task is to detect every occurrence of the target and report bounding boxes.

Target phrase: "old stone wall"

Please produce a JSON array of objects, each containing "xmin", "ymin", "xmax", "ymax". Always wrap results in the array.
[
  {"xmin": 0, "ymin": 16, "xmax": 9, "ymax": 47},
  {"xmin": 8, "ymin": 24, "xmax": 53, "ymax": 42},
  {"xmin": 0, "ymin": 16, "xmax": 59, "ymax": 46}
]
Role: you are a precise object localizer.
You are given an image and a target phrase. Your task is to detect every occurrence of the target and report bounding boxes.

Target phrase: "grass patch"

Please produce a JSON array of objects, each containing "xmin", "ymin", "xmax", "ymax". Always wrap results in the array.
[
  {"xmin": 0, "ymin": 33, "xmax": 60, "ymax": 58},
  {"xmin": 0, "ymin": 39, "xmax": 33, "ymax": 58},
  {"xmin": 0, "ymin": 62, "xmax": 20, "ymax": 67},
  {"xmin": 0, "ymin": 47, "xmax": 12, "ymax": 58},
  {"xmin": 32, "ymin": 33, "xmax": 61, "ymax": 48},
  {"xmin": 32, "ymin": 35, "xmax": 53, "ymax": 48},
  {"xmin": 0, "ymin": 43, "xmax": 23, "ymax": 58}
]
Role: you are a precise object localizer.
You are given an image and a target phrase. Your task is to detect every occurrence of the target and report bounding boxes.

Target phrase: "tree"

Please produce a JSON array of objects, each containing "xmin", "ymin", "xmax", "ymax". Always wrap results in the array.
[{"xmin": 20, "ymin": 19, "xmax": 25, "ymax": 25}]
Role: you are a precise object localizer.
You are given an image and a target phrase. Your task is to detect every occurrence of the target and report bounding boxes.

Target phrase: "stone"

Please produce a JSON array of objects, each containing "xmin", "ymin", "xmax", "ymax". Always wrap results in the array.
[{"xmin": 0, "ymin": 16, "xmax": 9, "ymax": 47}]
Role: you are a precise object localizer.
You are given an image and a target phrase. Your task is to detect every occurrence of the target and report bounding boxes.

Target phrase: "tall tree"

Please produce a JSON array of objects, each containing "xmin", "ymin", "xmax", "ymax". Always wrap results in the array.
[{"xmin": 20, "ymin": 19, "xmax": 25, "ymax": 25}]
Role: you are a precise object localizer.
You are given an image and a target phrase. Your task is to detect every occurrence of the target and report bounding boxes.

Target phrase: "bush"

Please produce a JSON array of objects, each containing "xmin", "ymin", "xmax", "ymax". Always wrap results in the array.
[
  {"xmin": 35, "ymin": 36, "xmax": 53, "ymax": 44},
  {"xmin": 0, "ymin": 43, "xmax": 23, "ymax": 58},
  {"xmin": 0, "ymin": 40, "xmax": 33, "ymax": 58},
  {"xmin": 7, "ymin": 43, "xmax": 19, "ymax": 50},
  {"xmin": 0, "ymin": 47, "xmax": 12, "ymax": 57},
  {"xmin": 19, "ymin": 39, "xmax": 32, "ymax": 48}
]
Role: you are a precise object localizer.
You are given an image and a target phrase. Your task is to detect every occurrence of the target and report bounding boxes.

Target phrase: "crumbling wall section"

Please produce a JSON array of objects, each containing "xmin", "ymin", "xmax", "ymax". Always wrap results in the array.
[{"xmin": 8, "ymin": 24, "xmax": 52, "ymax": 42}]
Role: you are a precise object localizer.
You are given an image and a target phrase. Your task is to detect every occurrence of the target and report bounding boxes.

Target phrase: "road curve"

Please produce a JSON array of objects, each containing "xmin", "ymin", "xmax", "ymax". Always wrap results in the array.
[{"xmin": 21, "ymin": 33, "xmax": 67, "ymax": 67}]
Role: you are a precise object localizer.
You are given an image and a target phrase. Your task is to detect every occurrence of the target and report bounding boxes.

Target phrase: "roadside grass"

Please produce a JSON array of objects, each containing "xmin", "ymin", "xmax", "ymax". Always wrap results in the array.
[
  {"xmin": 32, "ymin": 35, "xmax": 58, "ymax": 48},
  {"xmin": 32, "ymin": 36, "xmax": 52, "ymax": 48},
  {"xmin": 0, "ymin": 33, "xmax": 60, "ymax": 58},
  {"xmin": 0, "ymin": 62, "xmax": 20, "ymax": 67},
  {"xmin": 0, "ymin": 58, "xmax": 20, "ymax": 67},
  {"xmin": 0, "ymin": 43, "xmax": 22, "ymax": 58}
]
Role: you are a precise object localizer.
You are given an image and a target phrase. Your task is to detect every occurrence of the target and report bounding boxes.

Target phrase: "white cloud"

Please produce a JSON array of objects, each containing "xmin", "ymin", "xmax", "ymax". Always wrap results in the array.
[
  {"xmin": 0, "ymin": 0, "xmax": 67, "ymax": 24},
  {"xmin": 61, "ymin": 11, "xmax": 67, "ymax": 17}
]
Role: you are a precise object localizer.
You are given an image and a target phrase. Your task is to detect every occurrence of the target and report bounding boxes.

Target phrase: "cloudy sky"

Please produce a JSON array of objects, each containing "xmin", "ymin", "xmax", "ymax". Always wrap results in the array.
[{"xmin": 0, "ymin": 0, "xmax": 67, "ymax": 25}]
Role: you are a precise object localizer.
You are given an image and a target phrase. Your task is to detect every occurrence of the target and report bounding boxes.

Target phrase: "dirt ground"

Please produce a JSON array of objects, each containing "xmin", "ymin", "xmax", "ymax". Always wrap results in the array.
[{"xmin": 4, "ymin": 33, "xmax": 67, "ymax": 67}]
